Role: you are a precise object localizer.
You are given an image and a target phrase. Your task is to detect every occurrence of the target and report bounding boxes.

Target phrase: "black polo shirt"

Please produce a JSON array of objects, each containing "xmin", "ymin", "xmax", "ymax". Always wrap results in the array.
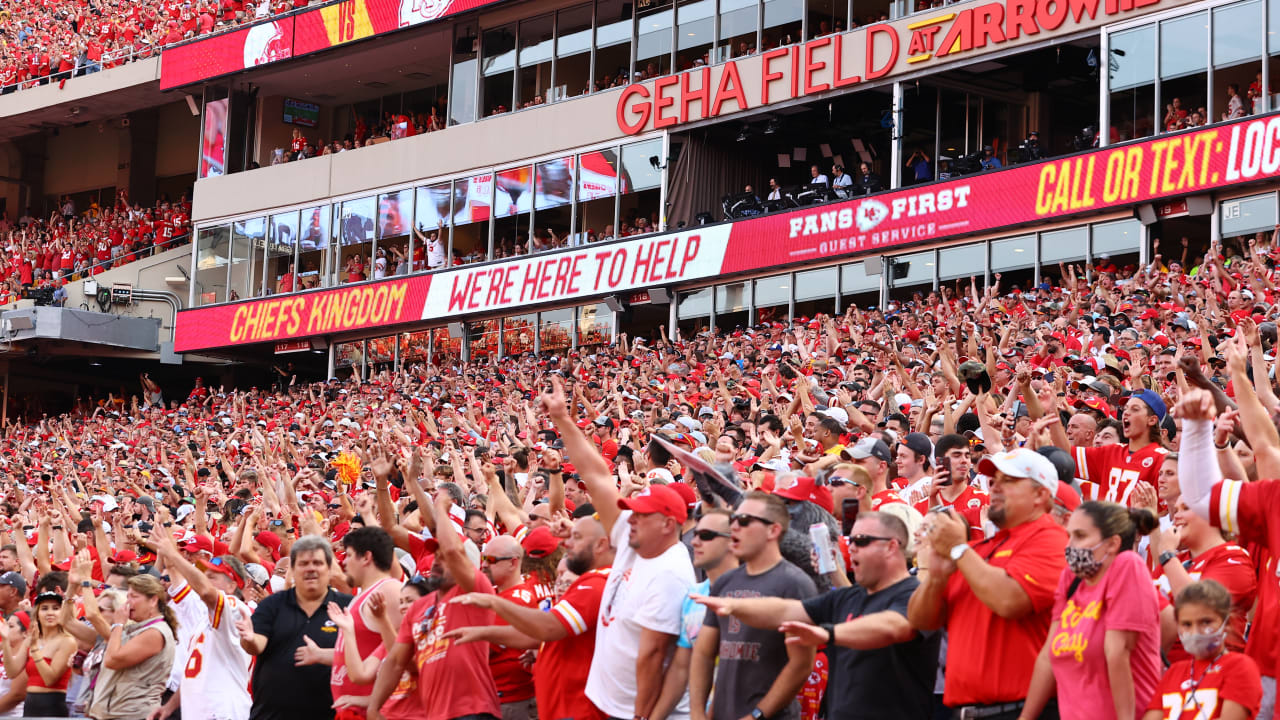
[{"xmin": 249, "ymin": 586, "xmax": 353, "ymax": 720}]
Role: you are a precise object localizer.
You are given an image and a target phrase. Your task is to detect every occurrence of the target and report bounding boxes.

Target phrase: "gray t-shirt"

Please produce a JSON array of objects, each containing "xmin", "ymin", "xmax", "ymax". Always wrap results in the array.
[{"xmin": 704, "ymin": 560, "xmax": 818, "ymax": 720}]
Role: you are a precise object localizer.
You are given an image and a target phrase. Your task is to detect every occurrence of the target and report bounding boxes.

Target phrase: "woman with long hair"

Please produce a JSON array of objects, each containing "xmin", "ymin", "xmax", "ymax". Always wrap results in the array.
[
  {"xmin": 1020, "ymin": 501, "xmax": 1163, "ymax": 720},
  {"xmin": 87, "ymin": 575, "xmax": 176, "ymax": 720},
  {"xmin": 2, "ymin": 592, "xmax": 75, "ymax": 717}
]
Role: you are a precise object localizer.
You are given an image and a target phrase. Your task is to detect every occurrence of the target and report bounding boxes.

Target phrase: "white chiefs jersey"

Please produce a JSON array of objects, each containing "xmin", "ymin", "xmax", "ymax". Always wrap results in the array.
[
  {"xmin": 178, "ymin": 592, "xmax": 253, "ymax": 720},
  {"xmin": 168, "ymin": 583, "xmax": 209, "ymax": 692}
]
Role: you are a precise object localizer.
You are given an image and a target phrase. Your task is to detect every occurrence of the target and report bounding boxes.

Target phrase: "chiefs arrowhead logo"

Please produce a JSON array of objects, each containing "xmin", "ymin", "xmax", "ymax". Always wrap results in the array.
[{"xmin": 855, "ymin": 199, "xmax": 889, "ymax": 232}]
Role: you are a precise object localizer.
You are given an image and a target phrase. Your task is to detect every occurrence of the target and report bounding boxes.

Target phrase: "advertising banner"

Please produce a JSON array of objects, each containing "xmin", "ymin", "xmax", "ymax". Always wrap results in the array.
[
  {"xmin": 173, "ymin": 112, "xmax": 1280, "ymax": 352},
  {"xmin": 160, "ymin": 20, "xmax": 294, "ymax": 90},
  {"xmin": 199, "ymin": 98, "xmax": 230, "ymax": 179}
]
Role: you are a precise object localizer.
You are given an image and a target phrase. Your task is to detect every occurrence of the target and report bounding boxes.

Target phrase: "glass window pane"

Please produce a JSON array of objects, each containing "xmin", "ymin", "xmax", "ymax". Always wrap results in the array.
[
  {"xmin": 990, "ymin": 235, "xmax": 1035, "ymax": 272},
  {"xmin": 1039, "ymin": 226, "xmax": 1088, "ymax": 265},
  {"xmin": 579, "ymin": 302, "xmax": 615, "ymax": 348},
  {"xmin": 621, "ymin": 139, "xmax": 663, "ymax": 192},
  {"xmin": 535, "ymin": 158, "xmax": 574, "ymax": 211},
  {"xmin": 335, "ymin": 341, "xmax": 362, "ymax": 370},
  {"xmin": 794, "ymin": 267, "xmax": 837, "ymax": 302},
  {"xmin": 297, "ymin": 205, "xmax": 329, "ymax": 290},
  {"xmin": 938, "ymin": 243, "xmax": 986, "ymax": 281},
  {"xmin": 415, "ymin": 183, "xmax": 451, "ymax": 271},
  {"xmin": 401, "ymin": 331, "xmax": 430, "ymax": 365},
  {"xmin": 495, "ymin": 166, "xmax": 533, "ymax": 218},
  {"xmin": 578, "ymin": 149, "xmax": 621, "ymax": 201},
  {"xmin": 231, "ymin": 218, "xmax": 265, "ymax": 298},
  {"xmin": 519, "ymin": 15, "xmax": 554, "ymax": 108},
  {"xmin": 1221, "ymin": 192, "xmax": 1278, "ymax": 237},
  {"xmin": 470, "ymin": 319, "xmax": 499, "ymax": 359},
  {"xmin": 378, "ymin": 189, "xmax": 413, "ymax": 240},
  {"xmin": 1161, "ymin": 13, "xmax": 1207, "ymax": 80},
  {"xmin": 1091, "ymin": 219, "xmax": 1142, "ymax": 256},
  {"xmin": 717, "ymin": 281, "xmax": 751, "ymax": 329},
  {"xmin": 451, "ymin": 21, "xmax": 479, "ymax": 125},
  {"xmin": 677, "ymin": 0, "xmax": 715, "ymax": 69},
  {"xmin": 1109, "ymin": 26, "xmax": 1155, "ymax": 91},
  {"xmin": 504, "ymin": 313, "xmax": 538, "ymax": 355},
  {"xmin": 1215, "ymin": 0, "xmax": 1263, "ymax": 67},
  {"xmin": 596, "ymin": 0, "xmax": 634, "ymax": 90},
  {"xmin": 415, "ymin": 183, "xmax": 452, "ymax": 231},
  {"xmin": 890, "ymin": 251, "xmax": 934, "ymax": 287},
  {"xmin": 842, "ymin": 262, "xmax": 878, "ymax": 293},
  {"xmin": 636, "ymin": 7, "xmax": 674, "ymax": 77},
  {"xmin": 338, "ymin": 197, "xmax": 375, "ymax": 284},
  {"xmin": 718, "ymin": 0, "xmax": 758, "ymax": 62},
  {"xmin": 556, "ymin": 4, "xmax": 594, "ymax": 100},
  {"xmin": 754, "ymin": 273, "xmax": 790, "ymax": 307},
  {"xmin": 453, "ymin": 174, "xmax": 493, "ymax": 263},
  {"xmin": 268, "ymin": 211, "xmax": 299, "ymax": 294},
  {"xmin": 762, "ymin": 0, "xmax": 802, "ymax": 49},
  {"xmin": 540, "ymin": 308, "xmax": 574, "ymax": 354},
  {"xmin": 677, "ymin": 287, "xmax": 712, "ymax": 318},
  {"xmin": 482, "ymin": 24, "xmax": 517, "ymax": 116},
  {"xmin": 195, "ymin": 225, "xmax": 231, "ymax": 305}
]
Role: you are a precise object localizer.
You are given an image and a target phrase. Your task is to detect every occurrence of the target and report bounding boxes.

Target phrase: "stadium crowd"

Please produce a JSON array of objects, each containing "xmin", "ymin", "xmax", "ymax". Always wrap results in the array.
[
  {"xmin": 0, "ymin": 192, "xmax": 191, "ymax": 305},
  {"xmin": 0, "ymin": 0, "xmax": 313, "ymax": 93},
  {"xmin": 0, "ymin": 232, "xmax": 1274, "ymax": 720}
]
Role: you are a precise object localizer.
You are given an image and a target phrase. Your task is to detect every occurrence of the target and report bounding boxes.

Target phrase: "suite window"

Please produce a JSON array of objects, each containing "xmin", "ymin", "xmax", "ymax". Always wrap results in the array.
[
  {"xmin": 267, "ymin": 211, "xmax": 299, "ymax": 295},
  {"xmin": 1108, "ymin": 25, "xmax": 1156, "ymax": 142},
  {"xmin": 451, "ymin": 21, "xmax": 479, "ymax": 126},
  {"xmin": 717, "ymin": 0, "xmax": 759, "ymax": 61},
  {"xmin": 575, "ymin": 148, "xmax": 620, "ymax": 242},
  {"xmin": 619, "ymin": 139, "xmax": 663, "ymax": 236},
  {"xmin": 1213, "ymin": 0, "xmax": 1263, "ymax": 121},
  {"xmin": 453, "ymin": 174, "xmax": 494, "ymax": 264},
  {"xmin": 636, "ymin": 2, "xmax": 674, "ymax": 78},
  {"xmin": 414, "ymin": 182, "xmax": 452, "ymax": 271},
  {"xmin": 793, "ymin": 266, "xmax": 837, "ymax": 319},
  {"xmin": 541, "ymin": 307, "xmax": 575, "ymax": 353},
  {"xmin": 195, "ymin": 224, "xmax": 231, "ymax": 306},
  {"xmin": 1159, "ymin": 13, "xmax": 1207, "ymax": 132},
  {"xmin": 534, "ymin": 157, "xmax": 574, "ymax": 252},
  {"xmin": 518, "ymin": 14, "xmax": 555, "ymax": 109},
  {"xmin": 231, "ymin": 218, "xmax": 264, "ymax": 300},
  {"xmin": 494, "ymin": 166, "xmax": 533, "ymax": 257},
  {"xmin": 556, "ymin": 4, "xmax": 594, "ymax": 100},
  {"xmin": 676, "ymin": 0, "xmax": 715, "ymax": 70},
  {"xmin": 482, "ymin": 23, "xmax": 518, "ymax": 117},
  {"xmin": 595, "ymin": 0, "xmax": 635, "ymax": 90},
  {"xmin": 337, "ymin": 197, "xmax": 375, "ymax": 284},
  {"xmin": 579, "ymin": 302, "xmax": 615, "ymax": 348},
  {"xmin": 377, "ymin": 189, "xmax": 414, "ymax": 277},
  {"xmin": 297, "ymin": 205, "xmax": 330, "ymax": 290}
]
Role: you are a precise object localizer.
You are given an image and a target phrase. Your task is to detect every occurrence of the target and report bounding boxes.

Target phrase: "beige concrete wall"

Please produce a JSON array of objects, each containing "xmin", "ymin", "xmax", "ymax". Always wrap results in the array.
[
  {"xmin": 0, "ymin": 58, "xmax": 160, "ymax": 119},
  {"xmin": 45, "ymin": 123, "xmax": 121, "ymax": 196},
  {"xmin": 55, "ymin": 244, "xmax": 193, "ymax": 335},
  {"xmin": 193, "ymin": 86, "xmax": 624, "ymax": 222},
  {"xmin": 155, "ymin": 101, "xmax": 201, "ymax": 179}
]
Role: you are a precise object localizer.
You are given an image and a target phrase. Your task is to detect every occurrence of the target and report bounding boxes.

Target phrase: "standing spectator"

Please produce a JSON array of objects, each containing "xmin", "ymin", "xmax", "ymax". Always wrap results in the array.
[
  {"xmin": 449, "ymin": 514, "xmax": 616, "ymax": 720},
  {"xmin": 147, "ymin": 528, "xmax": 253, "ymax": 720},
  {"xmin": 235, "ymin": 536, "xmax": 353, "ymax": 720},
  {"xmin": 3, "ymin": 591, "xmax": 74, "ymax": 717},
  {"xmin": 1019, "ymin": 501, "xmax": 1162, "ymax": 720},
  {"xmin": 541, "ymin": 378, "xmax": 695, "ymax": 720},
  {"xmin": 1143, "ymin": 580, "xmax": 1262, "ymax": 720},
  {"xmin": 88, "ymin": 575, "xmax": 178, "ymax": 720},
  {"xmin": 1051, "ymin": 390, "xmax": 1169, "ymax": 506},
  {"xmin": 689, "ymin": 492, "xmax": 817, "ymax": 720},
  {"xmin": 333, "ymin": 526, "xmax": 404, "ymax": 718},
  {"xmin": 695, "ymin": 511, "xmax": 939, "ymax": 720},
  {"xmin": 908, "ymin": 448, "xmax": 1067, "ymax": 720},
  {"xmin": 368, "ymin": 491, "xmax": 499, "ymax": 720},
  {"xmin": 0, "ymin": 611, "xmax": 27, "ymax": 717},
  {"xmin": 477, "ymin": 533, "xmax": 542, "ymax": 720},
  {"xmin": 654, "ymin": 509, "xmax": 737, "ymax": 720}
]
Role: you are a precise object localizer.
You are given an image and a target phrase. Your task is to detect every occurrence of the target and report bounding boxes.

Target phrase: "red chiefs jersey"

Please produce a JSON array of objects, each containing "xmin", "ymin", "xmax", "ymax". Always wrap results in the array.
[
  {"xmin": 1146, "ymin": 652, "xmax": 1261, "ymax": 720},
  {"xmin": 871, "ymin": 489, "xmax": 907, "ymax": 510},
  {"xmin": 491, "ymin": 577, "xmax": 553, "ymax": 703},
  {"xmin": 1074, "ymin": 442, "xmax": 1168, "ymax": 505},
  {"xmin": 1210, "ymin": 477, "xmax": 1280, "ymax": 676},
  {"xmin": 537, "ymin": 568, "xmax": 609, "ymax": 720},
  {"xmin": 914, "ymin": 484, "xmax": 988, "ymax": 541},
  {"xmin": 1158, "ymin": 543, "xmax": 1257, "ymax": 664}
]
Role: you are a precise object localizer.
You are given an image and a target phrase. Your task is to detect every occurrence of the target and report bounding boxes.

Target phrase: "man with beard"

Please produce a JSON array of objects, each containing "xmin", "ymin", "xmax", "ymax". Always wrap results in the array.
[
  {"xmin": 368, "ymin": 492, "xmax": 498, "ymax": 720},
  {"xmin": 332, "ymin": 526, "xmax": 404, "ymax": 718},
  {"xmin": 477, "ymin": 534, "xmax": 543, "ymax": 720},
  {"xmin": 448, "ymin": 515, "xmax": 616, "ymax": 720},
  {"xmin": 237, "ymin": 535, "xmax": 353, "ymax": 720}
]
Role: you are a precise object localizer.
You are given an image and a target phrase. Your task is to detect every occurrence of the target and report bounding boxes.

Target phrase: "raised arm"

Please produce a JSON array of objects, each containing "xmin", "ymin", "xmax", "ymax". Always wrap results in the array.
[{"xmin": 540, "ymin": 377, "xmax": 619, "ymax": 533}]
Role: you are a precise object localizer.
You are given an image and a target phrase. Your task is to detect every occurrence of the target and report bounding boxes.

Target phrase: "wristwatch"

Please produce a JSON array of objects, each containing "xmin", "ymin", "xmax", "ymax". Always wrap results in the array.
[
  {"xmin": 820, "ymin": 623, "xmax": 836, "ymax": 646},
  {"xmin": 80, "ymin": 581, "xmax": 92, "ymax": 588},
  {"xmin": 949, "ymin": 543, "xmax": 971, "ymax": 562},
  {"xmin": 1158, "ymin": 550, "xmax": 1178, "ymax": 567},
  {"xmin": 750, "ymin": 709, "xmax": 766, "ymax": 720}
]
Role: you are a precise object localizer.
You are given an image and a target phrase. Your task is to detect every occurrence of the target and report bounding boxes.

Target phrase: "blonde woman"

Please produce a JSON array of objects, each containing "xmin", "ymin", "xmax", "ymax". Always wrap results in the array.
[{"xmin": 87, "ymin": 575, "xmax": 176, "ymax": 720}]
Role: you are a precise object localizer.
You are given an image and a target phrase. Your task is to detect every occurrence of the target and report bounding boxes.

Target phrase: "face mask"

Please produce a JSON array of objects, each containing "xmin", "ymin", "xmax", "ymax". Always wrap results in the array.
[
  {"xmin": 1064, "ymin": 541, "xmax": 1105, "ymax": 579},
  {"xmin": 1179, "ymin": 621, "xmax": 1227, "ymax": 659}
]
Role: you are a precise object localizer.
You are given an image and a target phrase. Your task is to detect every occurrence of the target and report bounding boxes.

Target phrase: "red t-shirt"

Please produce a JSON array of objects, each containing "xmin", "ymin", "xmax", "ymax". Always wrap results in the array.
[
  {"xmin": 942, "ymin": 513, "xmax": 1067, "ymax": 706},
  {"xmin": 538, "ymin": 568, "xmax": 609, "ymax": 720},
  {"xmin": 914, "ymin": 484, "xmax": 988, "ymax": 541},
  {"xmin": 1210, "ymin": 477, "xmax": 1280, "ymax": 676},
  {"xmin": 1074, "ymin": 442, "xmax": 1168, "ymax": 506},
  {"xmin": 395, "ymin": 568, "xmax": 500, "ymax": 720},
  {"xmin": 491, "ymin": 578, "xmax": 553, "ymax": 703},
  {"xmin": 1160, "ymin": 543, "xmax": 1257, "ymax": 664},
  {"xmin": 1046, "ymin": 552, "xmax": 1162, "ymax": 718},
  {"xmin": 870, "ymin": 489, "xmax": 907, "ymax": 510},
  {"xmin": 1146, "ymin": 652, "xmax": 1262, "ymax": 720}
]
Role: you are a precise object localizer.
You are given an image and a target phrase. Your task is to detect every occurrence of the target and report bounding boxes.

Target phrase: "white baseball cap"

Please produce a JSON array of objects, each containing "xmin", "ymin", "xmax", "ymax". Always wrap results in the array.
[
  {"xmin": 977, "ymin": 449, "xmax": 1058, "ymax": 493},
  {"xmin": 818, "ymin": 406, "xmax": 849, "ymax": 426}
]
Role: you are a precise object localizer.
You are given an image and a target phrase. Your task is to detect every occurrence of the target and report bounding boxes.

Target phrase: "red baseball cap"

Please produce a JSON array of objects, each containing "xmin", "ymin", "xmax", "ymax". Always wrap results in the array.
[
  {"xmin": 668, "ymin": 482, "xmax": 697, "ymax": 510},
  {"xmin": 1055, "ymin": 481, "xmax": 1082, "ymax": 512},
  {"xmin": 254, "ymin": 531, "xmax": 282, "ymax": 560},
  {"xmin": 200, "ymin": 556, "xmax": 246, "ymax": 589},
  {"xmin": 520, "ymin": 527, "xmax": 560, "ymax": 559},
  {"xmin": 181, "ymin": 535, "xmax": 215, "ymax": 556},
  {"xmin": 617, "ymin": 485, "xmax": 688, "ymax": 523}
]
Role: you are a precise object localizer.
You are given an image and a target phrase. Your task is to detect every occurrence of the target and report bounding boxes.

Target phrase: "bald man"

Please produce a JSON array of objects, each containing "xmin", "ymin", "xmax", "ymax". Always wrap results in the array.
[
  {"xmin": 481, "ymin": 535, "xmax": 540, "ymax": 720},
  {"xmin": 1066, "ymin": 413, "xmax": 1097, "ymax": 448}
]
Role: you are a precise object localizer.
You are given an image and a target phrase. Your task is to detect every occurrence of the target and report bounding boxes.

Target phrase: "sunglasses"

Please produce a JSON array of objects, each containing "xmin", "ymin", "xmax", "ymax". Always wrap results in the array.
[
  {"xmin": 482, "ymin": 555, "xmax": 518, "ymax": 564},
  {"xmin": 850, "ymin": 534, "xmax": 895, "ymax": 547},
  {"xmin": 730, "ymin": 513, "xmax": 775, "ymax": 528},
  {"xmin": 694, "ymin": 529, "xmax": 731, "ymax": 541}
]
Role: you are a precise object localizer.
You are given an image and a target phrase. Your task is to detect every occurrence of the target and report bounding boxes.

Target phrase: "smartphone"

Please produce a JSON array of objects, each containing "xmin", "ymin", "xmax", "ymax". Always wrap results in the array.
[
  {"xmin": 937, "ymin": 455, "xmax": 954, "ymax": 486},
  {"xmin": 841, "ymin": 498, "xmax": 860, "ymax": 536}
]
